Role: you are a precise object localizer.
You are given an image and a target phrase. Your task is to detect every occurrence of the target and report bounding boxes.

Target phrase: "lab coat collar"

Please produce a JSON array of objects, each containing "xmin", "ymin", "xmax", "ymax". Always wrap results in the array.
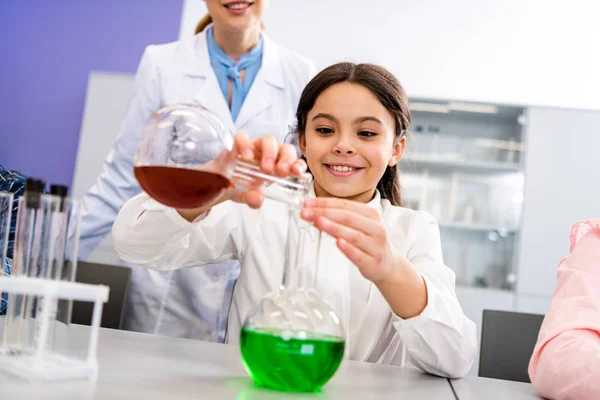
[
  {"xmin": 183, "ymin": 30, "xmax": 211, "ymax": 78},
  {"xmin": 183, "ymin": 26, "xmax": 285, "ymax": 129},
  {"xmin": 183, "ymin": 26, "xmax": 284, "ymax": 89},
  {"xmin": 259, "ymin": 31, "xmax": 285, "ymax": 89},
  {"xmin": 233, "ymin": 30, "xmax": 284, "ymax": 127}
]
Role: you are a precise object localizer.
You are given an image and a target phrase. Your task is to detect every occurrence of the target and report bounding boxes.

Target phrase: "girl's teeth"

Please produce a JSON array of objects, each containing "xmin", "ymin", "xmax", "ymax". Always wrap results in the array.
[
  {"xmin": 331, "ymin": 166, "xmax": 356, "ymax": 172},
  {"xmin": 228, "ymin": 3, "xmax": 248, "ymax": 9}
]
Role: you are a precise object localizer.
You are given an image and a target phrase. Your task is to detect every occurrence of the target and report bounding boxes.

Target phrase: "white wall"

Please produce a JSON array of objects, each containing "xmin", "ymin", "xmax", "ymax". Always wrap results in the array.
[
  {"xmin": 180, "ymin": 0, "xmax": 600, "ymax": 111},
  {"xmin": 73, "ymin": 72, "xmax": 134, "ymax": 200},
  {"xmin": 179, "ymin": 0, "xmax": 208, "ymax": 39},
  {"xmin": 72, "ymin": 71, "xmax": 136, "ymax": 266},
  {"xmin": 516, "ymin": 106, "xmax": 600, "ymax": 302}
]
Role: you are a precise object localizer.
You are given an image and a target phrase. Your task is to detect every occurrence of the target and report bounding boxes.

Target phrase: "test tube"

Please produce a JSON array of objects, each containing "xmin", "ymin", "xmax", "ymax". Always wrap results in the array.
[
  {"xmin": 0, "ymin": 191, "xmax": 14, "ymax": 319},
  {"xmin": 2, "ymin": 179, "xmax": 45, "ymax": 352},
  {"xmin": 45, "ymin": 185, "xmax": 75, "ymax": 352},
  {"xmin": 24, "ymin": 181, "xmax": 57, "ymax": 351},
  {"xmin": 57, "ymin": 195, "xmax": 82, "ymax": 322},
  {"xmin": 42, "ymin": 189, "xmax": 81, "ymax": 353},
  {"xmin": 49, "ymin": 185, "xmax": 68, "ymax": 280},
  {"xmin": 24, "ymin": 187, "xmax": 62, "ymax": 350},
  {"xmin": 30, "ymin": 190, "xmax": 64, "ymax": 352}
]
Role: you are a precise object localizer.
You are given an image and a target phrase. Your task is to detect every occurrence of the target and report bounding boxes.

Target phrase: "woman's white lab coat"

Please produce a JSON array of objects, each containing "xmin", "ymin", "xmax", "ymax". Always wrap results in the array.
[
  {"xmin": 112, "ymin": 186, "xmax": 478, "ymax": 378},
  {"xmin": 77, "ymin": 28, "xmax": 317, "ymax": 340}
]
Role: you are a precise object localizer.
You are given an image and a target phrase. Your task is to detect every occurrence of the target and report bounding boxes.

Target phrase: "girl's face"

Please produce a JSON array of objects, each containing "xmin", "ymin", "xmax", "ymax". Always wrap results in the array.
[
  {"xmin": 204, "ymin": 0, "xmax": 266, "ymax": 32},
  {"xmin": 299, "ymin": 82, "xmax": 405, "ymax": 204}
]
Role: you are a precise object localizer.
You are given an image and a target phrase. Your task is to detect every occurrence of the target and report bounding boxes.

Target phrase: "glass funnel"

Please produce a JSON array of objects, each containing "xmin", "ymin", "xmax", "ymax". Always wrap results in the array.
[
  {"xmin": 240, "ymin": 203, "xmax": 346, "ymax": 393},
  {"xmin": 134, "ymin": 104, "xmax": 309, "ymax": 209}
]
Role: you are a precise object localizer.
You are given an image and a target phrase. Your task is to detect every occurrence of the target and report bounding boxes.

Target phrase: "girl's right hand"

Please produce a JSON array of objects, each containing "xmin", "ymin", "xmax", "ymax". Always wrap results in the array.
[{"xmin": 227, "ymin": 132, "xmax": 307, "ymax": 209}]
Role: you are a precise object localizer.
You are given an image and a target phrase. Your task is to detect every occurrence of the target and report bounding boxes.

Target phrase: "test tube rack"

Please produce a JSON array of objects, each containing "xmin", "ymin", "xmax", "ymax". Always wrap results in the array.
[{"xmin": 0, "ymin": 276, "xmax": 109, "ymax": 381}]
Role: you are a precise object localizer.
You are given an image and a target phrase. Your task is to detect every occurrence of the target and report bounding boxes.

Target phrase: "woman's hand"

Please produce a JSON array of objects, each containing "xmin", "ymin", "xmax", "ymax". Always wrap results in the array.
[
  {"xmin": 301, "ymin": 197, "xmax": 428, "ymax": 319},
  {"xmin": 227, "ymin": 132, "xmax": 307, "ymax": 209},
  {"xmin": 301, "ymin": 197, "xmax": 401, "ymax": 283}
]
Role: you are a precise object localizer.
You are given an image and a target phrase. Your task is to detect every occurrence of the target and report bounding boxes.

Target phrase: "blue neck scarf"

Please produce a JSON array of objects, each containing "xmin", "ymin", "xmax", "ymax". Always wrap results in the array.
[{"xmin": 206, "ymin": 27, "xmax": 264, "ymax": 122}]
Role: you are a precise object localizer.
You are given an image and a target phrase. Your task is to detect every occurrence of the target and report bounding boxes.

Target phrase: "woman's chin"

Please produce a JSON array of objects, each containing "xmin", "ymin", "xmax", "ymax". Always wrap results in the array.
[{"xmin": 219, "ymin": 16, "xmax": 260, "ymax": 32}]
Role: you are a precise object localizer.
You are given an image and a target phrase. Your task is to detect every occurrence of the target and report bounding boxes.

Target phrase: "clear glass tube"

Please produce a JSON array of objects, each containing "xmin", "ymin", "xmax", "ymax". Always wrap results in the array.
[
  {"xmin": 25, "ymin": 195, "xmax": 60, "ymax": 350},
  {"xmin": 32, "ymin": 194, "xmax": 80, "ymax": 353},
  {"xmin": 281, "ymin": 205, "xmax": 322, "ymax": 291},
  {"xmin": 233, "ymin": 162, "xmax": 311, "ymax": 208},
  {"xmin": 51, "ymin": 197, "xmax": 81, "ymax": 352},
  {"xmin": 0, "ymin": 191, "xmax": 14, "ymax": 318},
  {"xmin": 3, "ymin": 192, "xmax": 44, "ymax": 353},
  {"xmin": 1, "ymin": 193, "xmax": 78, "ymax": 354},
  {"xmin": 239, "ymin": 191, "xmax": 345, "ymax": 393}
]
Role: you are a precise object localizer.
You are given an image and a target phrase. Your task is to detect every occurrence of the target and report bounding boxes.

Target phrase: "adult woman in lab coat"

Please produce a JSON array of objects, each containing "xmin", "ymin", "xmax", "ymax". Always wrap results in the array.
[{"xmin": 77, "ymin": 0, "xmax": 317, "ymax": 340}]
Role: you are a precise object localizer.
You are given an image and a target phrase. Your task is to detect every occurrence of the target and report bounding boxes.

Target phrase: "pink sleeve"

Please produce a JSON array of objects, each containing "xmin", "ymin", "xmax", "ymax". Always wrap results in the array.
[{"xmin": 528, "ymin": 219, "xmax": 600, "ymax": 400}]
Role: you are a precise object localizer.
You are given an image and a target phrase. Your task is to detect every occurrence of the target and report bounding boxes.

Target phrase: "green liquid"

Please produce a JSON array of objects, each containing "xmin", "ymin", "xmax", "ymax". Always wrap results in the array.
[{"xmin": 240, "ymin": 327, "xmax": 345, "ymax": 392}]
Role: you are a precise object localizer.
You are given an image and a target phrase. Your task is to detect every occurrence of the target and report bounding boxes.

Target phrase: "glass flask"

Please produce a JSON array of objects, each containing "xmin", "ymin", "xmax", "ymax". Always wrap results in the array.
[
  {"xmin": 134, "ymin": 103, "xmax": 308, "ymax": 209},
  {"xmin": 135, "ymin": 104, "xmax": 346, "ymax": 392},
  {"xmin": 239, "ymin": 199, "xmax": 346, "ymax": 393}
]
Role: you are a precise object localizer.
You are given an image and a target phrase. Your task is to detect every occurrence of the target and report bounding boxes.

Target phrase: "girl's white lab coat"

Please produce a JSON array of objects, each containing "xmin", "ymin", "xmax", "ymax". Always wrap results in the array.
[
  {"xmin": 112, "ymin": 186, "xmax": 478, "ymax": 378},
  {"xmin": 77, "ymin": 28, "xmax": 317, "ymax": 340}
]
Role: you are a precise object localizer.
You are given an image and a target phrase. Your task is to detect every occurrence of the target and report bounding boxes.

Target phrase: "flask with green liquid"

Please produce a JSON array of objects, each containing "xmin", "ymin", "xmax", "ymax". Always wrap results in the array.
[
  {"xmin": 132, "ymin": 104, "xmax": 346, "ymax": 392},
  {"xmin": 239, "ymin": 186, "xmax": 346, "ymax": 393}
]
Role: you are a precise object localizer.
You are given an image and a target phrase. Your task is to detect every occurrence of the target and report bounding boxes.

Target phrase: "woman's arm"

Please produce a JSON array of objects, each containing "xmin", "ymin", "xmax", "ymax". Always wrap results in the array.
[
  {"xmin": 528, "ymin": 222, "xmax": 600, "ymax": 400},
  {"xmin": 78, "ymin": 46, "xmax": 162, "ymax": 260}
]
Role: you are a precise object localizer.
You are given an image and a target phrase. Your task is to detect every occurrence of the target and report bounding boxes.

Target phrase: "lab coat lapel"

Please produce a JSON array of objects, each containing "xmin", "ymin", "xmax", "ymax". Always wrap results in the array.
[
  {"xmin": 183, "ymin": 29, "xmax": 236, "ymax": 131},
  {"xmin": 235, "ymin": 33, "xmax": 285, "ymax": 129}
]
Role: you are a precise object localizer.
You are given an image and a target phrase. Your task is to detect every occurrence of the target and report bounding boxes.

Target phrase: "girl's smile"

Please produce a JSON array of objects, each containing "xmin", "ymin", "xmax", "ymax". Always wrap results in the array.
[{"xmin": 299, "ymin": 82, "xmax": 404, "ymax": 204}]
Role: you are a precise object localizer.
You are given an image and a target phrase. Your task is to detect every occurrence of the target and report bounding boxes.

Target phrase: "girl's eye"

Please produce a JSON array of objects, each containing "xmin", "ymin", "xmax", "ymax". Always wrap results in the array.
[
  {"xmin": 358, "ymin": 131, "xmax": 377, "ymax": 138},
  {"xmin": 316, "ymin": 127, "xmax": 334, "ymax": 135}
]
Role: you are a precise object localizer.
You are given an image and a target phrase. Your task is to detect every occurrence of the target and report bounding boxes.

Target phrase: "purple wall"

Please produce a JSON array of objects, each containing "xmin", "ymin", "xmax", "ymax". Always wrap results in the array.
[{"xmin": 0, "ymin": 1, "xmax": 184, "ymax": 186}]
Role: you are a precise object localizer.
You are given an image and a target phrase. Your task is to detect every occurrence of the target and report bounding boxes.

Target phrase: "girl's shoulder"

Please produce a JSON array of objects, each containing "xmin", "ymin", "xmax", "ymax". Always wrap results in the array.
[{"xmin": 380, "ymin": 199, "xmax": 440, "ymax": 241}]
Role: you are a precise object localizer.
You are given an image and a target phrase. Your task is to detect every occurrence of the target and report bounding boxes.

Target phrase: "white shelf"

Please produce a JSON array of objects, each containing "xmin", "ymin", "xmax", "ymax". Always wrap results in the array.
[
  {"xmin": 437, "ymin": 220, "xmax": 519, "ymax": 233},
  {"xmin": 402, "ymin": 154, "xmax": 522, "ymax": 173},
  {"xmin": 456, "ymin": 284, "xmax": 515, "ymax": 294}
]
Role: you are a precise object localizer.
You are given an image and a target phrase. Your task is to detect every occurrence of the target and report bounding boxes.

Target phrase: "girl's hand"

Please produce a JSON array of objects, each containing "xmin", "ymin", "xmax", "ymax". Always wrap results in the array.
[
  {"xmin": 227, "ymin": 132, "xmax": 307, "ymax": 209},
  {"xmin": 301, "ymin": 197, "xmax": 404, "ymax": 283},
  {"xmin": 301, "ymin": 197, "xmax": 428, "ymax": 319}
]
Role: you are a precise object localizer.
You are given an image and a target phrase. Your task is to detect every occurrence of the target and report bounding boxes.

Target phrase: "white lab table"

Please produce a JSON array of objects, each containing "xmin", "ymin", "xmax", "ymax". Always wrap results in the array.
[
  {"xmin": 450, "ymin": 375, "xmax": 543, "ymax": 400},
  {"xmin": 0, "ymin": 319, "xmax": 544, "ymax": 399},
  {"xmin": 0, "ymin": 323, "xmax": 454, "ymax": 399}
]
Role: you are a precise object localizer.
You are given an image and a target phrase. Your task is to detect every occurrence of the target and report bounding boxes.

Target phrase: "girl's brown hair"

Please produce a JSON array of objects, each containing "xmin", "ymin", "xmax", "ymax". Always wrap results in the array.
[
  {"xmin": 295, "ymin": 62, "xmax": 411, "ymax": 207},
  {"xmin": 194, "ymin": 14, "xmax": 265, "ymax": 34}
]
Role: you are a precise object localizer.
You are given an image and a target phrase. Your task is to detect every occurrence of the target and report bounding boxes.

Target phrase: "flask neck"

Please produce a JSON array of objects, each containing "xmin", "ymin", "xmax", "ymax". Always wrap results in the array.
[
  {"xmin": 233, "ymin": 160, "xmax": 311, "ymax": 208},
  {"xmin": 230, "ymin": 160, "xmax": 315, "ymax": 291},
  {"xmin": 281, "ymin": 206, "xmax": 321, "ymax": 291}
]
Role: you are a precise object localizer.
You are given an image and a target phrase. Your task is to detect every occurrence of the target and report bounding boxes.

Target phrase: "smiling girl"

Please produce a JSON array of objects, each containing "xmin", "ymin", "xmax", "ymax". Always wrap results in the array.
[{"xmin": 112, "ymin": 62, "xmax": 477, "ymax": 378}]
